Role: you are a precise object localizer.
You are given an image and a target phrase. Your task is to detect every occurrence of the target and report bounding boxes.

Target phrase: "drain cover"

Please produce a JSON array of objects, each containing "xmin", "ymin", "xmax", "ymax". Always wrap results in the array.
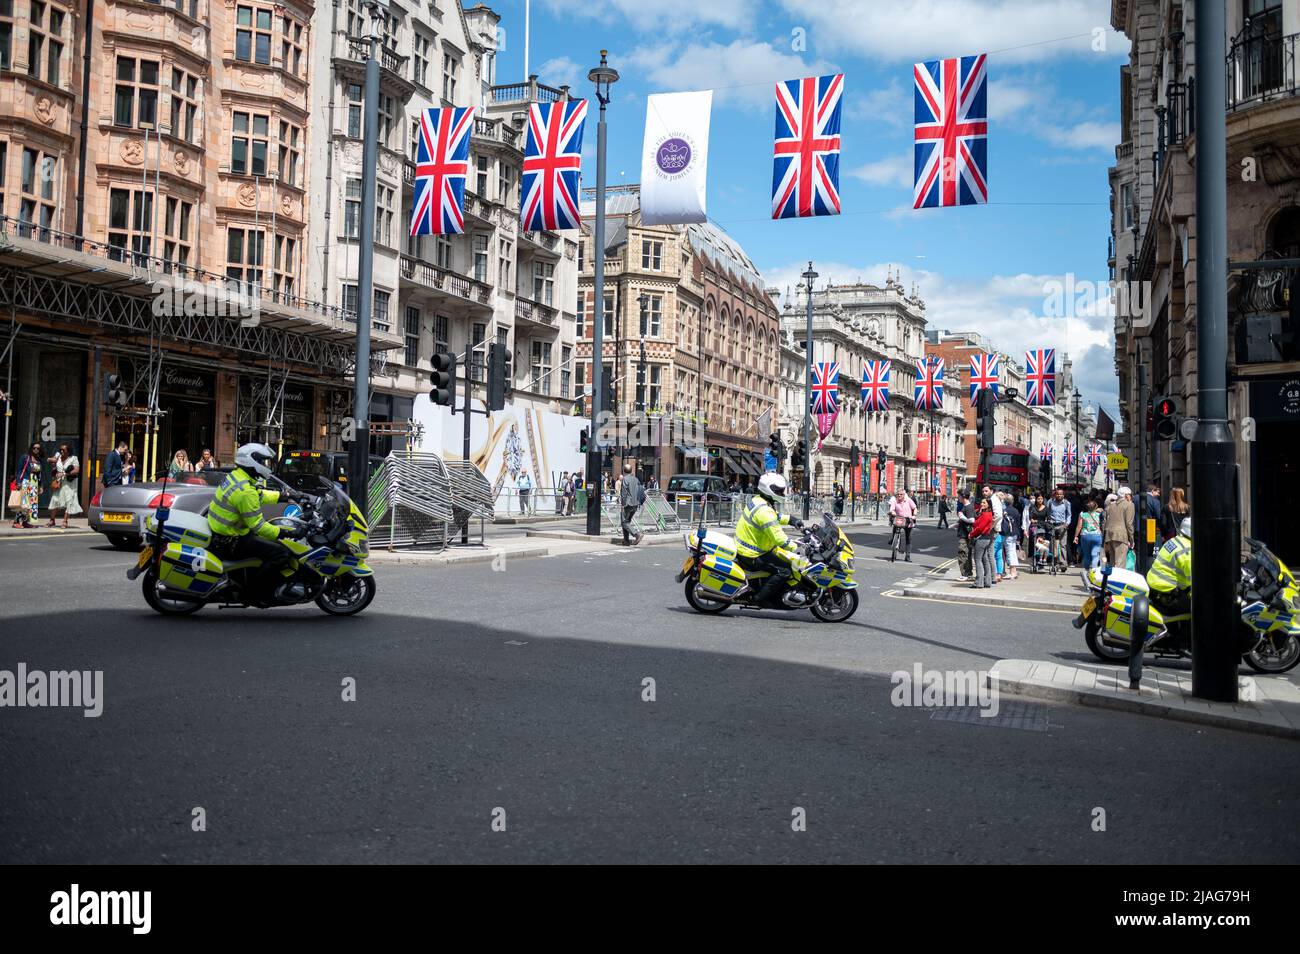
[{"xmin": 928, "ymin": 700, "xmax": 1052, "ymax": 732}]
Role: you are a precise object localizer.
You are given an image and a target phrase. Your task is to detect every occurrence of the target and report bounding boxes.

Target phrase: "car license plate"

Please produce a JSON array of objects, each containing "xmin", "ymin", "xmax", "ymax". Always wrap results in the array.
[
  {"xmin": 1081, "ymin": 597, "xmax": 1096, "ymax": 618},
  {"xmin": 101, "ymin": 512, "xmax": 134, "ymax": 524},
  {"xmin": 135, "ymin": 548, "xmax": 153, "ymax": 570},
  {"xmin": 680, "ymin": 557, "xmax": 695, "ymax": 575}
]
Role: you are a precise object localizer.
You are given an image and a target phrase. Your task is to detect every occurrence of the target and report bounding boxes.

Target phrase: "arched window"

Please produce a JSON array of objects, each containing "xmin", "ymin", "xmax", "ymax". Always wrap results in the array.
[{"xmin": 1268, "ymin": 206, "xmax": 1300, "ymax": 258}]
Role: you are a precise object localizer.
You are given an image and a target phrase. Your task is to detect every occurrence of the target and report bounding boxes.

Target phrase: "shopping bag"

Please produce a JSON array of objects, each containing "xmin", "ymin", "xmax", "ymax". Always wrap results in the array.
[{"xmin": 1124, "ymin": 549, "xmax": 1136, "ymax": 571}]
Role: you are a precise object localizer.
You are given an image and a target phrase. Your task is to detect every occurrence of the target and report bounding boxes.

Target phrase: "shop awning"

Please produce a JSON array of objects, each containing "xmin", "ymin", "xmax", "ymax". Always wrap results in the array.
[
  {"xmin": 719, "ymin": 449, "xmax": 745, "ymax": 474},
  {"xmin": 739, "ymin": 453, "xmax": 762, "ymax": 476},
  {"xmin": 675, "ymin": 443, "xmax": 706, "ymax": 456}
]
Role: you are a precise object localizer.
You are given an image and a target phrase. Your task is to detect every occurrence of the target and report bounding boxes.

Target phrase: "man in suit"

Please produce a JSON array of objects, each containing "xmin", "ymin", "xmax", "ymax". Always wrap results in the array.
[
  {"xmin": 102, "ymin": 440, "xmax": 128, "ymax": 487},
  {"xmin": 1104, "ymin": 486, "xmax": 1136, "ymax": 570}
]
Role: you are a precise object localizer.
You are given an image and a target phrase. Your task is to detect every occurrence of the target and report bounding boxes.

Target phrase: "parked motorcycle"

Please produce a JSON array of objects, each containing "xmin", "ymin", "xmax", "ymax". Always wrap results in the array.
[
  {"xmin": 1072, "ymin": 537, "xmax": 1300, "ymax": 673},
  {"xmin": 128, "ymin": 476, "xmax": 375, "ymax": 616},
  {"xmin": 676, "ymin": 512, "xmax": 859, "ymax": 622}
]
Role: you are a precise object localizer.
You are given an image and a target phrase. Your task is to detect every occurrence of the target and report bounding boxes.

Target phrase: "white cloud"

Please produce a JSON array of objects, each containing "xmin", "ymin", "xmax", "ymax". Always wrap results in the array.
[
  {"xmin": 1041, "ymin": 119, "xmax": 1121, "ymax": 151},
  {"xmin": 849, "ymin": 153, "xmax": 912, "ymax": 189},
  {"xmin": 761, "ymin": 258, "xmax": 1119, "ymax": 409},
  {"xmin": 777, "ymin": 0, "xmax": 1128, "ymax": 63},
  {"xmin": 628, "ymin": 39, "xmax": 839, "ymax": 112},
  {"xmin": 536, "ymin": 56, "xmax": 582, "ymax": 90},
  {"xmin": 846, "ymin": 79, "xmax": 911, "ymax": 127}
]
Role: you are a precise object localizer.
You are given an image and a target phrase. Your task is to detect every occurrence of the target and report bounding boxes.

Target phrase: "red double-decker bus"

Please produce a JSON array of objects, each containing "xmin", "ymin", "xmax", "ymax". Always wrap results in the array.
[{"xmin": 975, "ymin": 445, "xmax": 1030, "ymax": 494}]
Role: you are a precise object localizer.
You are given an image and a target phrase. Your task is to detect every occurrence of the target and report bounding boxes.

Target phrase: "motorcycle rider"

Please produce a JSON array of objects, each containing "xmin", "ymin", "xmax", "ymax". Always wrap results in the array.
[
  {"xmin": 734, "ymin": 473, "xmax": 804, "ymax": 606},
  {"xmin": 206, "ymin": 443, "xmax": 308, "ymax": 600},
  {"xmin": 1145, "ymin": 516, "xmax": 1192, "ymax": 631}
]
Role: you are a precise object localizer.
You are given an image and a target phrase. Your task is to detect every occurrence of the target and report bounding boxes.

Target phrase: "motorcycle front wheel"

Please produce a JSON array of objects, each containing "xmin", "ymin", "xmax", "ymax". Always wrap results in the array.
[
  {"xmin": 1084, "ymin": 618, "xmax": 1130, "ymax": 661},
  {"xmin": 316, "ymin": 574, "xmax": 376, "ymax": 616},
  {"xmin": 1243, "ymin": 633, "xmax": 1300, "ymax": 674},
  {"xmin": 141, "ymin": 569, "xmax": 204, "ymax": 616},
  {"xmin": 684, "ymin": 577, "xmax": 730, "ymax": 614},
  {"xmin": 810, "ymin": 587, "xmax": 859, "ymax": 623}
]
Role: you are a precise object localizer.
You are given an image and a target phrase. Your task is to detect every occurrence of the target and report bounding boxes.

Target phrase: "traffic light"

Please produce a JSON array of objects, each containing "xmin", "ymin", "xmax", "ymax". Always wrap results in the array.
[
  {"xmin": 768, "ymin": 432, "xmax": 784, "ymax": 460},
  {"xmin": 579, "ymin": 428, "xmax": 590, "ymax": 454},
  {"xmin": 430, "ymin": 352, "xmax": 457, "ymax": 406},
  {"xmin": 1152, "ymin": 394, "xmax": 1179, "ymax": 441},
  {"xmin": 104, "ymin": 372, "xmax": 125, "ymax": 408},
  {"xmin": 794, "ymin": 439, "xmax": 806, "ymax": 463},
  {"xmin": 487, "ymin": 341, "xmax": 506, "ymax": 412},
  {"xmin": 975, "ymin": 387, "xmax": 996, "ymax": 449}
]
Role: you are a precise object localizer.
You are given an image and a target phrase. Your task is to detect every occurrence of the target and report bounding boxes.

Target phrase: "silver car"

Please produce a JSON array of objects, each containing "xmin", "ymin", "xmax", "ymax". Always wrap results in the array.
[{"xmin": 88, "ymin": 469, "xmax": 233, "ymax": 550}]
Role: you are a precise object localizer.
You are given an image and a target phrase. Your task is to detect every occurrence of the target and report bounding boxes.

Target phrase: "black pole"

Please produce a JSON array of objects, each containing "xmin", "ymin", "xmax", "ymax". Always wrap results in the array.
[
  {"xmin": 461, "ymin": 341, "xmax": 472, "ymax": 543},
  {"xmin": 802, "ymin": 263, "xmax": 817, "ymax": 520},
  {"xmin": 1190, "ymin": 0, "xmax": 1239, "ymax": 701},
  {"xmin": 90, "ymin": 346, "xmax": 101, "ymax": 500},
  {"xmin": 1136, "ymin": 365, "xmax": 1148, "ymax": 575},
  {"xmin": 586, "ymin": 52, "xmax": 617, "ymax": 536},
  {"xmin": 73, "ymin": 0, "xmax": 95, "ymax": 244}
]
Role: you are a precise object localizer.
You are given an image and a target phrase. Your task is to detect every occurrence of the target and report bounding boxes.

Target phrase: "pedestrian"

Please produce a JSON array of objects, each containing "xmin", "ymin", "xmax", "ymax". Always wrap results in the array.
[
  {"xmin": 1139, "ymin": 482, "xmax": 1163, "ymax": 558},
  {"xmin": 1074, "ymin": 497, "xmax": 1103, "ymax": 570},
  {"xmin": 9, "ymin": 441, "xmax": 44, "ymax": 528},
  {"xmin": 1046, "ymin": 487, "xmax": 1072, "ymax": 567},
  {"xmin": 1026, "ymin": 493, "xmax": 1048, "ymax": 568},
  {"xmin": 555, "ymin": 471, "xmax": 568, "ymax": 515},
  {"xmin": 1163, "ymin": 486, "xmax": 1189, "ymax": 540},
  {"xmin": 618, "ymin": 463, "xmax": 643, "ymax": 546},
  {"xmin": 970, "ymin": 498, "xmax": 996, "ymax": 588},
  {"xmin": 515, "ymin": 469, "xmax": 533, "ymax": 514},
  {"xmin": 1104, "ymin": 486, "xmax": 1135, "ymax": 570},
  {"xmin": 194, "ymin": 448, "xmax": 219, "ymax": 472},
  {"xmin": 937, "ymin": 493, "xmax": 950, "ymax": 528},
  {"xmin": 168, "ymin": 449, "xmax": 193, "ymax": 480},
  {"xmin": 103, "ymin": 440, "xmax": 128, "ymax": 487},
  {"xmin": 988, "ymin": 491, "xmax": 1005, "ymax": 582},
  {"xmin": 955, "ymin": 490, "xmax": 974, "ymax": 579},
  {"xmin": 1000, "ymin": 492, "xmax": 1021, "ymax": 580},
  {"xmin": 46, "ymin": 443, "xmax": 83, "ymax": 529}
]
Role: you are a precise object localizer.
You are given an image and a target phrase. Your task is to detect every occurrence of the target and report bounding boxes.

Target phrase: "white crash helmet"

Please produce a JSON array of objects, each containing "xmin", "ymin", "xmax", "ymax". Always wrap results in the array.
[
  {"xmin": 1179, "ymin": 516, "xmax": 1191, "ymax": 539},
  {"xmin": 235, "ymin": 442, "xmax": 277, "ymax": 480},
  {"xmin": 757, "ymin": 472, "xmax": 788, "ymax": 504}
]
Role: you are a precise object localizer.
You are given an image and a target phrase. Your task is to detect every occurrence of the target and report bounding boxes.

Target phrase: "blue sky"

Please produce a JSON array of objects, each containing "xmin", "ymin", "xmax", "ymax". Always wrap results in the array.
[{"xmin": 493, "ymin": 0, "xmax": 1127, "ymax": 418}]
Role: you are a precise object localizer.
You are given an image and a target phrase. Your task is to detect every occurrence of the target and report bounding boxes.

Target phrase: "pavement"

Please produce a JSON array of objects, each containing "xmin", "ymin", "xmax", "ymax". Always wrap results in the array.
[
  {"xmin": 898, "ymin": 562, "xmax": 1091, "ymax": 612},
  {"xmin": 2, "ymin": 520, "xmax": 1297, "ymax": 863}
]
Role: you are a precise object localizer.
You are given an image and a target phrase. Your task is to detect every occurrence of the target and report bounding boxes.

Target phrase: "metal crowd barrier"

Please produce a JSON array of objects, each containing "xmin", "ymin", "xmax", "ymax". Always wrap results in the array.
[
  {"xmin": 637, "ymin": 490, "xmax": 682, "ymax": 534},
  {"xmin": 445, "ymin": 460, "xmax": 495, "ymax": 545},
  {"xmin": 668, "ymin": 491, "xmax": 741, "ymax": 527},
  {"xmin": 366, "ymin": 452, "xmax": 496, "ymax": 551}
]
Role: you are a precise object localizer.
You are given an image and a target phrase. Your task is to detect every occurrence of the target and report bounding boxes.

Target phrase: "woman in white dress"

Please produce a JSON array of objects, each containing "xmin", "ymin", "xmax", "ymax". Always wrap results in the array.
[{"xmin": 47, "ymin": 443, "xmax": 83, "ymax": 528}]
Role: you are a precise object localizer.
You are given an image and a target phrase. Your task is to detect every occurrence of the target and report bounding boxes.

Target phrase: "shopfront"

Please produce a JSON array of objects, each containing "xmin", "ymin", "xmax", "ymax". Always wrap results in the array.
[
  {"xmin": 1248, "ymin": 374, "xmax": 1300, "ymax": 566},
  {"xmin": 2, "ymin": 342, "xmax": 87, "ymax": 507},
  {"xmin": 237, "ymin": 377, "xmax": 316, "ymax": 454}
]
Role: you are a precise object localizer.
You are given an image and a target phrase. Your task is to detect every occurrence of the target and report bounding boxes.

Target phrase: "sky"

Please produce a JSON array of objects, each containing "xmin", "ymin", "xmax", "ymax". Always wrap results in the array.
[{"xmin": 494, "ymin": 0, "xmax": 1127, "ymax": 420}]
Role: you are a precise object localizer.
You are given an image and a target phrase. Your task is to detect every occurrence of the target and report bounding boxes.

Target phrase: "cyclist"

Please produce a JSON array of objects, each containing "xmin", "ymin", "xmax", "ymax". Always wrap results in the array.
[
  {"xmin": 888, "ymin": 488, "xmax": 917, "ymax": 562},
  {"xmin": 1045, "ymin": 487, "xmax": 1073, "ymax": 569}
]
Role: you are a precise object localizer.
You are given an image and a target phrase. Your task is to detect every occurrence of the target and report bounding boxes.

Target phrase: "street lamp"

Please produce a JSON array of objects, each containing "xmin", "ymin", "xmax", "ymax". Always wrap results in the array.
[
  {"xmin": 586, "ymin": 50, "xmax": 619, "ymax": 536},
  {"xmin": 801, "ymin": 262, "xmax": 817, "ymax": 520},
  {"xmin": 347, "ymin": 0, "xmax": 385, "ymax": 518}
]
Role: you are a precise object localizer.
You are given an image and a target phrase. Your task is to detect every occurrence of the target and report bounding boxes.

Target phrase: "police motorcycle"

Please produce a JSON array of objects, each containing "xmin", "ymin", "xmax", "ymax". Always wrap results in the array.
[
  {"xmin": 1072, "ymin": 534, "xmax": 1300, "ymax": 674},
  {"xmin": 676, "ymin": 511, "xmax": 860, "ymax": 622},
  {"xmin": 128, "ymin": 473, "xmax": 375, "ymax": 617}
]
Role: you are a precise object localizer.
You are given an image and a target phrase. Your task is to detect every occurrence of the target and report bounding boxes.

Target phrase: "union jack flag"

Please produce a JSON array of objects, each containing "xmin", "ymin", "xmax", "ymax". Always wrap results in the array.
[
  {"xmin": 521, "ymin": 99, "xmax": 588, "ymax": 232},
  {"xmin": 1025, "ymin": 348, "xmax": 1056, "ymax": 407},
  {"xmin": 913, "ymin": 54, "xmax": 988, "ymax": 209},
  {"xmin": 1040, "ymin": 443, "xmax": 1053, "ymax": 463},
  {"xmin": 1063, "ymin": 442, "xmax": 1077, "ymax": 470},
  {"xmin": 411, "ymin": 107, "xmax": 474, "ymax": 236},
  {"xmin": 968, "ymin": 352, "xmax": 1000, "ymax": 404},
  {"xmin": 810, "ymin": 361, "xmax": 840, "ymax": 415},
  {"xmin": 914, "ymin": 356, "xmax": 944, "ymax": 410},
  {"xmin": 772, "ymin": 73, "xmax": 843, "ymax": 219},
  {"xmin": 1086, "ymin": 445, "xmax": 1102, "ymax": 473},
  {"xmin": 860, "ymin": 359, "xmax": 891, "ymax": 411}
]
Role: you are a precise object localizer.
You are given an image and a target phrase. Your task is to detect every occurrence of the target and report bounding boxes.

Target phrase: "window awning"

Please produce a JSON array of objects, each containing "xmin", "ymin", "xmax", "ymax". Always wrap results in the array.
[
  {"xmin": 719, "ymin": 450, "xmax": 745, "ymax": 474},
  {"xmin": 738, "ymin": 453, "xmax": 762, "ymax": 476},
  {"xmin": 675, "ymin": 443, "xmax": 706, "ymax": 456}
]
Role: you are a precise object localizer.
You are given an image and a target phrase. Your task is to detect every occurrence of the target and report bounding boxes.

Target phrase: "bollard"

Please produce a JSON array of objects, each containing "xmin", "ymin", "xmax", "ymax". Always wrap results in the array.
[{"xmin": 1128, "ymin": 593, "xmax": 1149, "ymax": 690}]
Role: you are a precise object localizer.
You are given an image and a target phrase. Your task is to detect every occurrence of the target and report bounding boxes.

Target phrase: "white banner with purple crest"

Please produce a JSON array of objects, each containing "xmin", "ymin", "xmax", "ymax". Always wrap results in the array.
[{"xmin": 639, "ymin": 90, "xmax": 712, "ymax": 226}]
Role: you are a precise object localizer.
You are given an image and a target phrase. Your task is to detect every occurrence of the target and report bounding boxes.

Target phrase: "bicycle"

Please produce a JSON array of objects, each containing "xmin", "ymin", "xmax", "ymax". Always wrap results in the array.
[{"xmin": 889, "ymin": 516, "xmax": 914, "ymax": 563}]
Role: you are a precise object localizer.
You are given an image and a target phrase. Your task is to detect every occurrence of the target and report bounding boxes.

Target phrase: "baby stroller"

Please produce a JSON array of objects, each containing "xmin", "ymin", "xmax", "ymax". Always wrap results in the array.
[{"xmin": 1029, "ymin": 522, "xmax": 1052, "ymax": 573}]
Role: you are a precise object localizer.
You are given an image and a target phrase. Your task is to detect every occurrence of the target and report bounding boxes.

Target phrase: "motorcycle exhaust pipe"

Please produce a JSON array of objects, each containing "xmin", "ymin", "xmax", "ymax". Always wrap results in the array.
[{"xmin": 693, "ymin": 585, "xmax": 734, "ymax": 604}]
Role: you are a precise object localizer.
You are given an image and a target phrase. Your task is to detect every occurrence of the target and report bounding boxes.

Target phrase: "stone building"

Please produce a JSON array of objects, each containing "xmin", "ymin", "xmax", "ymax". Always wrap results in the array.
[
  {"xmin": 777, "ymin": 271, "xmax": 963, "ymax": 496},
  {"xmin": 576, "ymin": 184, "xmax": 778, "ymax": 483},
  {"xmin": 1109, "ymin": 0, "xmax": 1300, "ymax": 556}
]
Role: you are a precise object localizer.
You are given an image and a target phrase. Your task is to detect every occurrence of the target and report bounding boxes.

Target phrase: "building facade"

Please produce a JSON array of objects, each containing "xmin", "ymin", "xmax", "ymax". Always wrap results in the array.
[
  {"xmin": 777, "ymin": 272, "xmax": 964, "ymax": 497},
  {"xmin": 575, "ymin": 185, "xmax": 778, "ymax": 484},
  {"xmin": 1109, "ymin": 0, "xmax": 1300, "ymax": 556}
]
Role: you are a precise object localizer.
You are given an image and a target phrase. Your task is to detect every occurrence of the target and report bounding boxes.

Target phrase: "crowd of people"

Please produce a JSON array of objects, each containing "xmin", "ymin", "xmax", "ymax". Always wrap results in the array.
[{"xmin": 949, "ymin": 482, "xmax": 1190, "ymax": 588}]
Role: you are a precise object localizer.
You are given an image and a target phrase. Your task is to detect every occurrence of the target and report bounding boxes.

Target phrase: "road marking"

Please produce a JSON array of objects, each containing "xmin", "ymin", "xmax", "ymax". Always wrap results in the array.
[{"xmin": 881, "ymin": 589, "xmax": 1076, "ymax": 615}]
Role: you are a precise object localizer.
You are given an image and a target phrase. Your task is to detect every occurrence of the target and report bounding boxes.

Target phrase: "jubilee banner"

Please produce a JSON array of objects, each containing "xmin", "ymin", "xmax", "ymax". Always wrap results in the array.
[{"xmin": 640, "ymin": 90, "xmax": 713, "ymax": 226}]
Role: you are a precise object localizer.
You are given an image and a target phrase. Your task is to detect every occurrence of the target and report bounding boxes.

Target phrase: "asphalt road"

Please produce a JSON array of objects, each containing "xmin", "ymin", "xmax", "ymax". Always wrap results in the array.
[{"xmin": 1, "ymin": 526, "xmax": 1297, "ymax": 864}]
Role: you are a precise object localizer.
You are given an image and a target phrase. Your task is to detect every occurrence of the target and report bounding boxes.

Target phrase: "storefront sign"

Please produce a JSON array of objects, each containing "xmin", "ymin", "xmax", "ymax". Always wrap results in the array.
[
  {"xmin": 160, "ymin": 366, "xmax": 215, "ymax": 399},
  {"xmin": 1251, "ymin": 377, "xmax": 1300, "ymax": 422}
]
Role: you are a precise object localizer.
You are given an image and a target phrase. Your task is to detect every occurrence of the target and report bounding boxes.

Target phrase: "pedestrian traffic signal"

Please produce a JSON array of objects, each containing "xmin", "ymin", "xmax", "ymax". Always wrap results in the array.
[
  {"xmin": 975, "ymin": 387, "xmax": 996, "ymax": 449},
  {"xmin": 431, "ymin": 352, "xmax": 456, "ymax": 406},
  {"xmin": 104, "ymin": 373, "xmax": 126, "ymax": 408},
  {"xmin": 768, "ymin": 432, "xmax": 785, "ymax": 460},
  {"xmin": 579, "ymin": 428, "xmax": 589, "ymax": 454},
  {"xmin": 487, "ymin": 341, "xmax": 506, "ymax": 412},
  {"xmin": 1151, "ymin": 394, "xmax": 1179, "ymax": 441}
]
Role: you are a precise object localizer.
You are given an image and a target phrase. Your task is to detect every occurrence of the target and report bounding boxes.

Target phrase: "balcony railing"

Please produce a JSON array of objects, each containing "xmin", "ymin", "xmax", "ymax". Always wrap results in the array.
[
  {"xmin": 1228, "ymin": 31, "xmax": 1297, "ymax": 110},
  {"xmin": 0, "ymin": 214, "xmax": 361, "ymax": 327},
  {"xmin": 334, "ymin": 32, "xmax": 410, "ymax": 85},
  {"xmin": 399, "ymin": 254, "xmax": 492, "ymax": 306},
  {"xmin": 473, "ymin": 117, "xmax": 520, "ymax": 149},
  {"xmin": 519, "ymin": 228, "xmax": 560, "ymax": 252},
  {"xmin": 515, "ymin": 296, "xmax": 558, "ymax": 326},
  {"xmin": 489, "ymin": 77, "xmax": 567, "ymax": 105}
]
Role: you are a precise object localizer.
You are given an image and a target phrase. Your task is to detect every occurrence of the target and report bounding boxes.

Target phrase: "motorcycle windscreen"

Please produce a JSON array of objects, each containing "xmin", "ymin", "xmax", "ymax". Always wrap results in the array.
[
  {"xmin": 158, "ymin": 543, "xmax": 224, "ymax": 594},
  {"xmin": 699, "ymin": 554, "xmax": 746, "ymax": 596}
]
